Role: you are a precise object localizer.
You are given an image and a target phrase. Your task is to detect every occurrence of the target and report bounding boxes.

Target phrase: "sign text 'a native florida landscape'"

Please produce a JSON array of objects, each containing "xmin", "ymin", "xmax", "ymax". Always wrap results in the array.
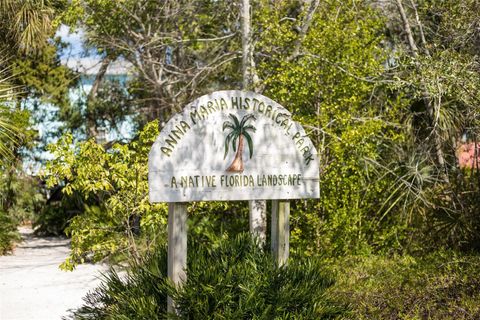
[{"xmin": 148, "ymin": 90, "xmax": 319, "ymax": 202}]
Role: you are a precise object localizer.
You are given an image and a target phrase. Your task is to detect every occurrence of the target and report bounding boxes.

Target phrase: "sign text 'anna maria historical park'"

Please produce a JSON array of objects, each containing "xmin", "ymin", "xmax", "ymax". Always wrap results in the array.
[{"xmin": 148, "ymin": 90, "xmax": 319, "ymax": 202}]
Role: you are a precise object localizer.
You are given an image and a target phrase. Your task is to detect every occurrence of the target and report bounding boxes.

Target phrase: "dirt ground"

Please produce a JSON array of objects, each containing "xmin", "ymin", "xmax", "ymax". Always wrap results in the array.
[{"xmin": 0, "ymin": 227, "xmax": 109, "ymax": 320}]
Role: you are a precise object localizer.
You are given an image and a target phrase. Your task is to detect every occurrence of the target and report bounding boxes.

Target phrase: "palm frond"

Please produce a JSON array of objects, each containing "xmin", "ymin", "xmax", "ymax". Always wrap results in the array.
[
  {"xmin": 0, "ymin": 0, "xmax": 15, "ymax": 11},
  {"xmin": 229, "ymin": 113, "xmax": 240, "ymax": 127},
  {"xmin": 242, "ymin": 125, "xmax": 256, "ymax": 133},
  {"xmin": 223, "ymin": 121, "xmax": 234, "ymax": 131},
  {"xmin": 243, "ymin": 131, "xmax": 254, "ymax": 159},
  {"xmin": 0, "ymin": 55, "xmax": 21, "ymax": 163},
  {"xmin": 240, "ymin": 114, "xmax": 256, "ymax": 127},
  {"xmin": 2, "ymin": 0, "xmax": 54, "ymax": 53},
  {"xmin": 224, "ymin": 131, "xmax": 237, "ymax": 159},
  {"xmin": 0, "ymin": 143, "xmax": 14, "ymax": 159},
  {"xmin": 0, "ymin": 107, "xmax": 21, "ymax": 162}
]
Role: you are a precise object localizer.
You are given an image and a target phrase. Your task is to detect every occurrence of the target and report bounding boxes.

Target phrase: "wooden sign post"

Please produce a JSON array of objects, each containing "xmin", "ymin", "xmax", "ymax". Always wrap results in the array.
[
  {"xmin": 271, "ymin": 200, "xmax": 290, "ymax": 266},
  {"xmin": 148, "ymin": 90, "xmax": 319, "ymax": 311},
  {"xmin": 166, "ymin": 203, "xmax": 187, "ymax": 313}
]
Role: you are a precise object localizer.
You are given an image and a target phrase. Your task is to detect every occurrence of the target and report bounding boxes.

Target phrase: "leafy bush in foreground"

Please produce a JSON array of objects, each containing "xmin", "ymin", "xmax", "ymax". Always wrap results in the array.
[
  {"xmin": 69, "ymin": 233, "xmax": 345, "ymax": 319},
  {"xmin": 44, "ymin": 121, "xmax": 168, "ymax": 270}
]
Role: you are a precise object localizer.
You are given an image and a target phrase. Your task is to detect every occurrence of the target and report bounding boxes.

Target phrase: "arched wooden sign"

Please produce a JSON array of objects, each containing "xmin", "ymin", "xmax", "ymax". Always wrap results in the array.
[{"xmin": 148, "ymin": 90, "xmax": 319, "ymax": 202}]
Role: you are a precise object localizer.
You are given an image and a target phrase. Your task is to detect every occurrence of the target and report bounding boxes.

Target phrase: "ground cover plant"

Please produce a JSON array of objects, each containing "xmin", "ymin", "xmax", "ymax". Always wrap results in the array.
[
  {"xmin": 330, "ymin": 251, "xmax": 480, "ymax": 319},
  {"xmin": 69, "ymin": 233, "xmax": 345, "ymax": 320}
]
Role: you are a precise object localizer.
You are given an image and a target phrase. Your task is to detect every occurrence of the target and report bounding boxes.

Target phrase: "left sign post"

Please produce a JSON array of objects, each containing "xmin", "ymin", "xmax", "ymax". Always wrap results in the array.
[{"xmin": 167, "ymin": 203, "xmax": 187, "ymax": 313}]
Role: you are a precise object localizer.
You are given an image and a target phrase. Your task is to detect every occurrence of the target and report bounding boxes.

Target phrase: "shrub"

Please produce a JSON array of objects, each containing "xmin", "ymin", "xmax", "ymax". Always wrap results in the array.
[
  {"xmin": 45, "ymin": 121, "xmax": 252, "ymax": 270},
  {"xmin": 44, "ymin": 121, "xmax": 168, "ymax": 270},
  {"xmin": 34, "ymin": 190, "xmax": 83, "ymax": 236},
  {"xmin": 0, "ymin": 210, "xmax": 20, "ymax": 254},
  {"xmin": 69, "ymin": 233, "xmax": 345, "ymax": 319},
  {"xmin": 0, "ymin": 170, "xmax": 45, "ymax": 225},
  {"xmin": 330, "ymin": 251, "xmax": 480, "ymax": 319}
]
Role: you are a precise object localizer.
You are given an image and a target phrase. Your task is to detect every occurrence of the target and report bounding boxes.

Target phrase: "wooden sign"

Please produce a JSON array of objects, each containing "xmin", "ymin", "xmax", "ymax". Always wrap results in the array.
[{"xmin": 148, "ymin": 90, "xmax": 319, "ymax": 202}]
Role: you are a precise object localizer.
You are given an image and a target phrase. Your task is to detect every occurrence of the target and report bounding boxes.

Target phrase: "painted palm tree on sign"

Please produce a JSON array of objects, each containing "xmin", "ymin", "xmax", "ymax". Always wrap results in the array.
[{"xmin": 223, "ymin": 113, "xmax": 256, "ymax": 172}]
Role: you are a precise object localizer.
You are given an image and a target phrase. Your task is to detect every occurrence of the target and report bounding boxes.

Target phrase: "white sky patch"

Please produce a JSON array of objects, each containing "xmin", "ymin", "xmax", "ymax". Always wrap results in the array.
[
  {"xmin": 56, "ymin": 24, "xmax": 133, "ymax": 75},
  {"xmin": 57, "ymin": 24, "xmax": 85, "ymax": 57},
  {"xmin": 63, "ymin": 56, "xmax": 132, "ymax": 75}
]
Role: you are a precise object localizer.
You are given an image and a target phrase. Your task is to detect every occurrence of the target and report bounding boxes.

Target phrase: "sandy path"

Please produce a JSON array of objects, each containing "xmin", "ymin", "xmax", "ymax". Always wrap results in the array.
[{"xmin": 0, "ymin": 227, "xmax": 109, "ymax": 320}]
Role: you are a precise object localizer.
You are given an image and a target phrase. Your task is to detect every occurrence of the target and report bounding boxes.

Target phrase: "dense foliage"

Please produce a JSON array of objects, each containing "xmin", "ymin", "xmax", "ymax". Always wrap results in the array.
[
  {"xmin": 69, "ymin": 233, "xmax": 344, "ymax": 319},
  {"xmin": 31, "ymin": 0, "xmax": 480, "ymax": 266},
  {"xmin": 331, "ymin": 251, "xmax": 480, "ymax": 319},
  {"xmin": 44, "ymin": 121, "xmax": 167, "ymax": 269},
  {"xmin": 255, "ymin": 0, "xmax": 409, "ymax": 256},
  {"xmin": 0, "ymin": 210, "xmax": 20, "ymax": 254}
]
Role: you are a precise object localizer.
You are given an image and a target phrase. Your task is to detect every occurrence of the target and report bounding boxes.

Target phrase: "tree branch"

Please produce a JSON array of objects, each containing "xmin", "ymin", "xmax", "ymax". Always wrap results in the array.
[
  {"xmin": 86, "ymin": 55, "xmax": 112, "ymax": 138},
  {"xmin": 395, "ymin": 0, "xmax": 418, "ymax": 55},
  {"xmin": 290, "ymin": 0, "xmax": 320, "ymax": 60},
  {"xmin": 409, "ymin": 0, "xmax": 429, "ymax": 55}
]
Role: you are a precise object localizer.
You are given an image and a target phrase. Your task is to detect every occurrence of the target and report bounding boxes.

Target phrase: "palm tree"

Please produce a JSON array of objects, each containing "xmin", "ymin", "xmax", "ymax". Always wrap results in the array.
[
  {"xmin": 0, "ymin": 56, "xmax": 21, "ymax": 163},
  {"xmin": 0, "ymin": 0, "xmax": 55, "ymax": 53},
  {"xmin": 223, "ymin": 113, "xmax": 256, "ymax": 172}
]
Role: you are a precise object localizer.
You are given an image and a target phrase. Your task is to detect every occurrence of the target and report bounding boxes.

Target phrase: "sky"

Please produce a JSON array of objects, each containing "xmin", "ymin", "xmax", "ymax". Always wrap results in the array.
[{"xmin": 56, "ymin": 25, "xmax": 131, "ymax": 75}]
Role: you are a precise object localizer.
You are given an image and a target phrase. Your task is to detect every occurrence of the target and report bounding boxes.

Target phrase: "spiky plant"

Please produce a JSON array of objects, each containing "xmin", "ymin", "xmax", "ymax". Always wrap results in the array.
[
  {"xmin": 0, "ymin": 0, "xmax": 55, "ymax": 53},
  {"xmin": 68, "ymin": 233, "xmax": 346, "ymax": 319},
  {"xmin": 0, "ymin": 55, "xmax": 21, "ymax": 164},
  {"xmin": 223, "ymin": 114, "xmax": 256, "ymax": 172}
]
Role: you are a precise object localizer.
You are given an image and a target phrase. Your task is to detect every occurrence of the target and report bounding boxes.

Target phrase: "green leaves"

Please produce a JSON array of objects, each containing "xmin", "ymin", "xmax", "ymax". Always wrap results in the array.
[
  {"xmin": 0, "ymin": 0, "xmax": 56, "ymax": 53},
  {"xmin": 43, "ymin": 120, "xmax": 168, "ymax": 269},
  {"xmin": 223, "ymin": 130, "xmax": 236, "ymax": 160},
  {"xmin": 0, "ymin": 211, "xmax": 20, "ymax": 254},
  {"xmin": 255, "ymin": 0, "xmax": 402, "ymax": 255}
]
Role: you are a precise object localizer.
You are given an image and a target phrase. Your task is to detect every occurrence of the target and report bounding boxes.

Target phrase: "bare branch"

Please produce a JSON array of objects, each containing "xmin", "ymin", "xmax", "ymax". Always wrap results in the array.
[
  {"xmin": 408, "ymin": 0, "xmax": 429, "ymax": 55},
  {"xmin": 395, "ymin": 0, "xmax": 418, "ymax": 55},
  {"xmin": 290, "ymin": 0, "xmax": 320, "ymax": 60}
]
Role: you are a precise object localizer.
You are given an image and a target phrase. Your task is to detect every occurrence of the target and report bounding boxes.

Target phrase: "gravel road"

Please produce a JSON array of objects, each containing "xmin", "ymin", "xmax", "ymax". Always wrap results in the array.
[{"xmin": 0, "ymin": 227, "xmax": 109, "ymax": 320}]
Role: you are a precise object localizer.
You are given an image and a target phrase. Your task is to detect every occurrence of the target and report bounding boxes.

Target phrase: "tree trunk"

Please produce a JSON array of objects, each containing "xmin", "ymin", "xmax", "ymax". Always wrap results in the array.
[
  {"xmin": 241, "ymin": 0, "xmax": 251, "ymax": 90},
  {"xmin": 227, "ymin": 134, "xmax": 244, "ymax": 172},
  {"xmin": 241, "ymin": 0, "xmax": 266, "ymax": 245},
  {"xmin": 86, "ymin": 56, "xmax": 111, "ymax": 139}
]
